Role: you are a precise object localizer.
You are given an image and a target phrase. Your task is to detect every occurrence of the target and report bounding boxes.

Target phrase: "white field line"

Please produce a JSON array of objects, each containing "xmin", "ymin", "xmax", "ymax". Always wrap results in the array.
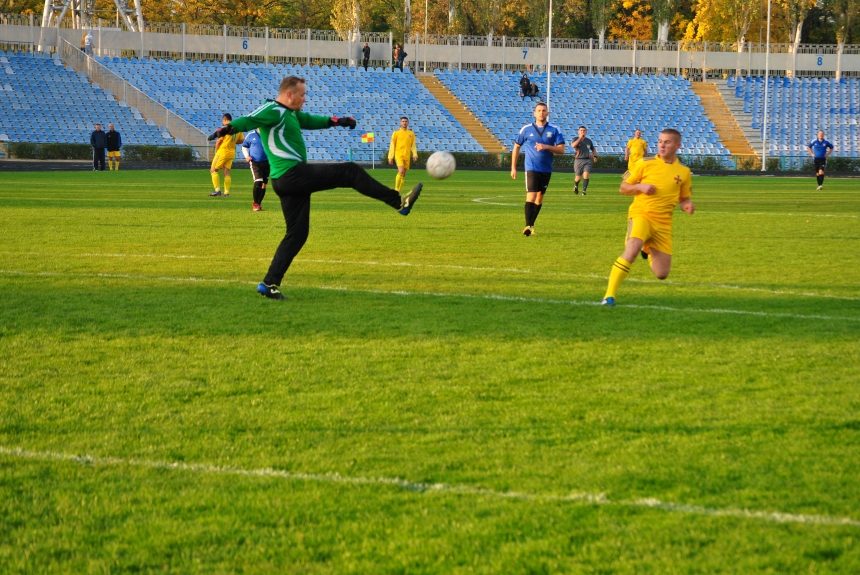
[
  {"xmin": 1, "ymin": 269, "xmax": 858, "ymax": 323},
  {"xmin": 472, "ymin": 195, "xmax": 860, "ymax": 218},
  {"xmin": 1, "ymin": 446, "xmax": 857, "ymax": 528},
  {"xmin": 3, "ymin": 251, "xmax": 859, "ymax": 302}
]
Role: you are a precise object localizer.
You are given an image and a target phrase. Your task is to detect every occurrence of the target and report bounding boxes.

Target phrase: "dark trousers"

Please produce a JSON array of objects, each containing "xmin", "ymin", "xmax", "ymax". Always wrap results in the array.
[
  {"xmin": 362, "ymin": 57, "xmax": 369, "ymax": 70},
  {"xmin": 92, "ymin": 147, "xmax": 105, "ymax": 170},
  {"xmin": 263, "ymin": 162, "xmax": 402, "ymax": 286}
]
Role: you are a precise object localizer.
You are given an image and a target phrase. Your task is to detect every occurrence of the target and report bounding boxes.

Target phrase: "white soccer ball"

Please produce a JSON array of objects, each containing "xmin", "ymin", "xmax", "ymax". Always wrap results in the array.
[{"xmin": 426, "ymin": 151, "xmax": 456, "ymax": 180}]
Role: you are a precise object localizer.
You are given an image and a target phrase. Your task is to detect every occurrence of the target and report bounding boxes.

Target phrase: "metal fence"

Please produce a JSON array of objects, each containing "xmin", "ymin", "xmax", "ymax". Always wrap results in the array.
[{"xmin": 59, "ymin": 38, "xmax": 211, "ymax": 158}]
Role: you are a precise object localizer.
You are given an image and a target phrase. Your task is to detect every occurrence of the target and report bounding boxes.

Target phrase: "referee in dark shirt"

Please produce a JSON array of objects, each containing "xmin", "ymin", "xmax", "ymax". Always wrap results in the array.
[{"xmin": 570, "ymin": 126, "xmax": 597, "ymax": 195}]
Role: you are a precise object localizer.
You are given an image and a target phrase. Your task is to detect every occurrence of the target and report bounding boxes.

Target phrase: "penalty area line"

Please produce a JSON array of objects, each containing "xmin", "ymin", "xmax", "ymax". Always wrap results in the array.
[
  {"xmin": 1, "ymin": 269, "xmax": 857, "ymax": 323},
  {"xmin": 1, "ymin": 446, "xmax": 858, "ymax": 528}
]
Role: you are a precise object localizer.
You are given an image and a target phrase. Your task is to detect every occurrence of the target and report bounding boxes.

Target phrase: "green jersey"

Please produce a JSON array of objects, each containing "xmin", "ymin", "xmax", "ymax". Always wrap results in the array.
[{"xmin": 229, "ymin": 100, "xmax": 331, "ymax": 179}]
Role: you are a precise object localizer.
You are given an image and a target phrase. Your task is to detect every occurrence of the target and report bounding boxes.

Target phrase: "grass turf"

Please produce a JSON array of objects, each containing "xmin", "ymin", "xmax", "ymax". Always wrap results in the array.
[{"xmin": 1, "ymin": 169, "xmax": 859, "ymax": 573}]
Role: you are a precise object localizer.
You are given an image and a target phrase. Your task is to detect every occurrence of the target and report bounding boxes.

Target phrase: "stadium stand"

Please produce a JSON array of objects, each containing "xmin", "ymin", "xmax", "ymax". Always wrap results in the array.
[
  {"xmin": 730, "ymin": 75, "xmax": 860, "ymax": 157},
  {"xmin": 100, "ymin": 58, "xmax": 484, "ymax": 159},
  {"xmin": 436, "ymin": 70, "xmax": 732, "ymax": 158},
  {"xmin": 0, "ymin": 51, "xmax": 177, "ymax": 145}
]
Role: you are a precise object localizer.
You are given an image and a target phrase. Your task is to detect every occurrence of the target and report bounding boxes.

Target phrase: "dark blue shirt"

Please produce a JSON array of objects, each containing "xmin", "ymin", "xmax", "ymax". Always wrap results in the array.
[
  {"xmin": 808, "ymin": 139, "xmax": 834, "ymax": 159},
  {"xmin": 514, "ymin": 122, "xmax": 565, "ymax": 173},
  {"xmin": 242, "ymin": 130, "xmax": 268, "ymax": 162}
]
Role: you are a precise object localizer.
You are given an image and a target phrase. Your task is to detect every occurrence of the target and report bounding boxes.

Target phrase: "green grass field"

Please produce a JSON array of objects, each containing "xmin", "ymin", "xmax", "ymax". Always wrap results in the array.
[{"xmin": 1, "ymin": 169, "xmax": 859, "ymax": 573}]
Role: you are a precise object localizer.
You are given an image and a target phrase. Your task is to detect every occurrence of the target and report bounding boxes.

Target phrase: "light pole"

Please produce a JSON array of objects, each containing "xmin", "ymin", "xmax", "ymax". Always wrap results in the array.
[
  {"xmin": 423, "ymin": 0, "xmax": 428, "ymax": 73},
  {"xmin": 760, "ymin": 0, "xmax": 771, "ymax": 171},
  {"xmin": 546, "ymin": 0, "xmax": 553, "ymax": 109}
]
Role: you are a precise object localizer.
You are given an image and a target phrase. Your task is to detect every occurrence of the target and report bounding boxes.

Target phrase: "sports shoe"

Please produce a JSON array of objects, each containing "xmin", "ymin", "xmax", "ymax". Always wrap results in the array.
[
  {"xmin": 522, "ymin": 226, "xmax": 532, "ymax": 237},
  {"xmin": 816, "ymin": 185, "xmax": 822, "ymax": 190},
  {"xmin": 581, "ymin": 189, "xmax": 587, "ymax": 196},
  {"xmin": 252, "ymin": 203, "xmax": 262, "ymax": 211},
  {"xmin": 399, "ymin": 183, "xmax": 422, "ymax": 215},
  {"xmin": 223, "ymin": 192, "xmax": 230, "ymax": 197},
  {"xmin": 256, "ymin": 282, "xmax": 286, "ymax": 300},
  {"xmin": 209, "ymin": 191, "xmax": 223, "ymax": 196},
  {"xmin": 601, "ymin": 297, "xmax": 616, "ymax": 307},
  {"xmin": 529, "ymin": 226, "xmax": 536, "ymax": 236},
  {"xmin": 574, "ymin": 184, "xmax": 579, "ymax": 195}
]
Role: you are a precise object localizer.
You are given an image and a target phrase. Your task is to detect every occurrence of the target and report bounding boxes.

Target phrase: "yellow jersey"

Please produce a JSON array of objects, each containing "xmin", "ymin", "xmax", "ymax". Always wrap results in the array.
[
  {"xmin": 625, "ymin": 156, "xmax": 692, "ymax": 225},
  {"xmin": 626, "ymin": 137, "xmax": 648, "ymax": 163},
  {"xmin": 215, "ymin": 132, "xmax": 244, "ymax": 157},
  {"xmin": 388, "ymin": 128, "xmax": 417, "ymax": 160}
]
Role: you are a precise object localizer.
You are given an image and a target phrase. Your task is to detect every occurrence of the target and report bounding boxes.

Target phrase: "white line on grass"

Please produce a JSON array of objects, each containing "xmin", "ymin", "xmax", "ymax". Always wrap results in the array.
[
  {"xmin": 1, "ymin": 269, "xmax": 858, "ymax": 322},
  {"xmin": 472, "ymin": 195, "xmax": 860, "ymax": 218},
  {"xmin": 3, "ymin": 252, "xmax": 858, "ymax": 302},
  {"xmin": 1, "ymin": 446, "xmax": 857, "ymax": 528}
]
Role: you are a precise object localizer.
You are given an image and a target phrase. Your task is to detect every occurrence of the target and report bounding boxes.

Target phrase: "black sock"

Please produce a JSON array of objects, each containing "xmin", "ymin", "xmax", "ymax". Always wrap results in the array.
[
  {"xmin": 582, "ymin": 178, "xmax": 590, "ymax": 192},
  {"xmin": 817, "ymin": 175, "xmax": 824, "ymax": 186},
  {"xmin": 574, "ymin": 180, "xmax": 579, "ymax": 190},
  {"xmin": 253, "ymin": 182, "xmax": 265, "ymax": 204},
  {"xmin": 525, "ymin": 201, "xmax": 536, "ymax": 226},
  {"xmin": 533, "ymin": 203, "xmax": 542, "ymax": 224}
]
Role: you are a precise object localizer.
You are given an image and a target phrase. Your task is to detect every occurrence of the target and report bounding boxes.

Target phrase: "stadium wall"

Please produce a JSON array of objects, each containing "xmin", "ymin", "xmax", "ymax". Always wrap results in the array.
[{"xmin": 2, "ymin": 20, "xmax": 860, "ymax": 78}]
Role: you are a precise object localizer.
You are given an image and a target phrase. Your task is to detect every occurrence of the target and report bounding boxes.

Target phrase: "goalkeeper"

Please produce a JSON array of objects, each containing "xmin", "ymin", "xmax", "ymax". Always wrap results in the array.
[{"xmin": 209, "ymin": 75, "xmax": 422, "ymax": 301}]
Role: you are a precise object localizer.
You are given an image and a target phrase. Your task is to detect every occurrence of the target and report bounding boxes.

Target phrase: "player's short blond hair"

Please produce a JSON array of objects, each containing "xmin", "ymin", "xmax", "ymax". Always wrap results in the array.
[{"xmin": 278, "ymin": 76, "xmax": 305, "ymax": 94}]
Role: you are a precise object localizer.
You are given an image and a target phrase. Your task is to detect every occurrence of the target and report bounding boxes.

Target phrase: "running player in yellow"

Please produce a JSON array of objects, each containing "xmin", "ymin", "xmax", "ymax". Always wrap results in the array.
[
  {"xmin": 388, "ymin": 116, "xmax": 418, "ymax": 192},
  {"xmin": 601, "ymin": 128, "xmax": 695, "ymax": 306},
  {"xmin": 210, "ymin": 113, "xmax": 244, "ymax": 197},
  {"xmin": 624, "ymin": 128, "xmax": 648, "ymax": 172}
]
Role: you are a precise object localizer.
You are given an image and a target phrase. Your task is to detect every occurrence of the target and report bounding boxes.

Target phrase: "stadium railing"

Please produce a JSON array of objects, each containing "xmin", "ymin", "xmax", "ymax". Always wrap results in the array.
[{"xmin": 58, "ymin": 38, "xmax": 212, "ymax": 159}]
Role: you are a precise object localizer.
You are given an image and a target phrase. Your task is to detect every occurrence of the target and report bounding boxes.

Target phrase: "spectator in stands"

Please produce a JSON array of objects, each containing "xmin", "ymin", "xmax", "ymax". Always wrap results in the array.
[
  {"xmin": 90, "ymin": 123, "xmax": 107, "ymax": 171},
  {"xmin": 106, "ymin": 123, "xmax": 122, "ymax": 170},
  {"xmin": 362, "ymin": 43, "xmax": 371, "ymax": 71},
  {"xmin": 519, "ymin": 73, "xmax": 530, "ymax": 99},
  {"xmin": 529, "ymin": 81, "xmax": 540, "ymax": 99},
  {"xmin": 393, "ymin": 45, "xmax": 401, "ymax": 70},
  {"xmin": 84, "ymin": 32, "xmax": 94, "ymax": 57},
  {"xmin": 395, "ymin": 44, "xmax": 407, "ymax": 71},
  {"xmin": 570, "ymin": 125, "xmax": 597, "ymax": 195}
]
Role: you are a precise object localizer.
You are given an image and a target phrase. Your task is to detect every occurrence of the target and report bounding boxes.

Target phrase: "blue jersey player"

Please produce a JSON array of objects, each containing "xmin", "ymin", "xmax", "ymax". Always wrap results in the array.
[
  {"xmin": 808, "ymin": 130, "xmax": 834, "ymax": 190},
  {"xmin": 241, "ymin": 128, "xmax": 270, "ymax": 211},
  {"xmin": 510, "ymin": 102, "xmax": 566, "ymax": 237}
]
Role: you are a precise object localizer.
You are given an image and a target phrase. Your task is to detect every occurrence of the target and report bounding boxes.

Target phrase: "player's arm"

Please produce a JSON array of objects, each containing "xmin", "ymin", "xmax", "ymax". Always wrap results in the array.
[
  {"xmin": 535, "ymin": 142, "xmax": 565, "ymax": 154},
  {"xmin": 624, "ymin": 142, "xmax": 630, "ymax": 161},
  {"xmin": 678, "ymin": 174, "xmax": 694, "ymax": 214},
  {"xmin": 591, "ymin": 144, "xmax": 598, "ymax": 162},
  {"xmin": 807, "ymin": 143, "xmax": 815, "ymax": 157},
  {"xmin": 388, "ymin": 131, "xmax": 397, "ymax": 163},
  {"xmin": 826, "ymin": 143, "xmax": 834, "ymax": 157},
  {"xmin": 411, "ymin": 134, "xmax": 418, "ymax": 160},
  {"xmin": 117, "ymin": 133, "xmax": 122, "ymax": 149},
  {"xmin": 241, "ymin": 143, "xmax": 251, "ymax": 162},
  {"xmin": 296, "ymin": 111, "xmax": 337, "ymax": 130},
  {"xmin": 214, "ymin": 137, "xmax": 223, "ymax": 154},
  {"xmin": 619, "ymin": 164, "xmax": 652, "ymax": 195},
  {"xmin": 510, "ymin": 143, "xmax": 521, "ymax": 179}
]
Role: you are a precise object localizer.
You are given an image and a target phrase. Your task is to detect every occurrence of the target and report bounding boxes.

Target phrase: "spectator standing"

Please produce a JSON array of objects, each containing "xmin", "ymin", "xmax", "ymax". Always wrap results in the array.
[
  {"xmin": 90, "ymin": 123, "xmax": 107, "ymax": 171},
  {"xmin": 106, "ymin": 123, "xmax": 122, "ymax": 170},
  {"xmin": 362, "ymin": 43, "xmax": 371, "ymax": 71},
  {"xmin": 396, "ymin": 44, "xmax": 407, "ymax": 71},
  {"xmin": 84, "ymin": 32, "xmax": 94, "ymax": 57}
]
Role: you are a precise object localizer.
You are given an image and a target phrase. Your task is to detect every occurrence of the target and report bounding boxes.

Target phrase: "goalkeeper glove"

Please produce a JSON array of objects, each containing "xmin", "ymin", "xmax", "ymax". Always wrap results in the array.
[
  {"xmin": 207, "ymin": 124, "xmax": 234, "ymax": 141},
  {"xmin": 329, "ymin": 116, "xmax": 356, "ymax": 129}
]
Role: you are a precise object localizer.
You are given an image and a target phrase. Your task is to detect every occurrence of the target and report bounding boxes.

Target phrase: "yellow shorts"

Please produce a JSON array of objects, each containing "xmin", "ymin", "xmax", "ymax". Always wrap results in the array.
[
  {"xmin": 211, "ymin": 154, "xmax": 234, "ymax": 170},
  {"xmin": 627, "ymin": 216, "xmax": 673, "ymax": 256},
  {"xmin": 394, "ymin": 154, "xmax": 411, "ymax": 169},
  {"xmin": 107, "ymin": 151, "xmax": 121, "ymax": 159}
]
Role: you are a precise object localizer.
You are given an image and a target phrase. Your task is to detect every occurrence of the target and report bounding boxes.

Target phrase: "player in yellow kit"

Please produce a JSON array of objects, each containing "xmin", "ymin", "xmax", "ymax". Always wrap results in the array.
[
  {"xmin": 388, "ymin": 116, "xmax": 418, "ymax": 192},
  {"xmin": 601, "ymin": 128, "xmax": 695, "ymax": 306},
  {"xmin": 624, "ymin": 128, "xmax": 648, "ymax": 172},
  {"xmin": 210, "ymin": 113, "xmax": 244, "ymax": 197}
]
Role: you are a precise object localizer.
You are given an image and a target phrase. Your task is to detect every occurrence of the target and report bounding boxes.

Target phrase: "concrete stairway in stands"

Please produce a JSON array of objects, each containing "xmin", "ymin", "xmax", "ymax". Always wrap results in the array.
[
  {"xmin": 418, "ymin": 74, "xmax": 508, "ymax": 153},
  {"xmin": 690, "ymin": 82, "xmax": 757, "ymax": 156},
  {"xmin": 713, "ymin": 79, "xmax": 766, "ymax": 157}
]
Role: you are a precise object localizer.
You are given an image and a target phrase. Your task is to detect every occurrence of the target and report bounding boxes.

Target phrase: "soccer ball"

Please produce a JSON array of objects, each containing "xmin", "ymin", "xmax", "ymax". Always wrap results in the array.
[{"xmin": 426, "ymin": 151, "xmax": 456, "ymax": 180}]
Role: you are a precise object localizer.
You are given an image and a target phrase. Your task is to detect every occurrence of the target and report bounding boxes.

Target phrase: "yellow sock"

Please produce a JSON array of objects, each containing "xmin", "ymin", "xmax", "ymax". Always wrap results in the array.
[
  {"xmin": 224, "ymin": 176, "xmax": 231, "ymax": 194},
  {"xmin": 604, "ymin": 257, "xmax": 632, "ymax": 299},
  {"xmin": 394, "ymin": 173, "xmax": 403, "ymax": 192},
  {"xmin": 211, "ymin": 172, "xmax": 221, "ymax": 191},
  {"xmin": 107, "ymin": 159, "xmax": 113, "ymax": 170},
  {"xmin": 114, "ymin": 160, "xmax": 120, "ymax": 171}
]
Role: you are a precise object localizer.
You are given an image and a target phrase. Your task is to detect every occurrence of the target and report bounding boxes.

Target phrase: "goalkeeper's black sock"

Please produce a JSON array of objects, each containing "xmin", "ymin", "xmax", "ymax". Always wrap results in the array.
[
  {"xmin": 525, "ymin": 201, "xmax": 536, "ymax": 226},
  {"xmin": 817, "ymin": 175, "xmax": 824, "ymax": 186},
  {"xmin": 253, "ymin": 181, "xmax": 265, "ymax": 204},
  {"xmin": 582, "ymin": 178, "xmax": 590, "ymax": 193},
  {"xmin": 533, "ymin": 203, "xmax": 543, "ymax": 224}
]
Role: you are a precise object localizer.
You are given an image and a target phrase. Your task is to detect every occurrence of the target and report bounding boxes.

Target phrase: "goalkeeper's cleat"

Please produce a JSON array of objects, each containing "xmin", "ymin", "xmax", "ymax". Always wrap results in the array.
[
  {"xmin": 209, "ymin": 190, "xmax": 223, "ymax": 196},
  {"xmin": 522, "ymin": 226, "xmax": 532, "ymax": 237},
  {"xmin": 257, "ymin": 282, "xmax": 286, "ymax": 300},
  {"xmin": 252, "ymin": 203, "xmax": 263, "ymax": 211},
  {"xmin": 601, "ymin": 296, "xmax": 616, "ymax": 307},
  {"xmin": 399, "ymin": 183, "xmax": 422, "ymax": 215}
]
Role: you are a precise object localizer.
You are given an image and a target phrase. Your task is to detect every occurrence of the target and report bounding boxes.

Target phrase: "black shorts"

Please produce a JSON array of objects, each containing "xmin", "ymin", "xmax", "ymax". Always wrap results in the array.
[
  {"xmin": 250, "ymin": 160, "xmax": 270, "ymax": 183},
  {"xmin": 813, "ymin": 158, "xmax": 827, "ymax": 172},
  {"xmin": 526, "ymin": 171, "xmax": 552, "ymax": 193}
]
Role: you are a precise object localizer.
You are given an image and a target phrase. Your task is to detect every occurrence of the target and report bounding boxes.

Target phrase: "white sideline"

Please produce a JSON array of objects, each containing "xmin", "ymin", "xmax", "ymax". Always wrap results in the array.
[
  {"xmin": 1, "ymin": 269, "xmax": 858, "ymax": 323},
  {"xmin": 3, "ymin": 251, "xmax": 859, "ymax": 302},
  {"xmin": 1, "ymin": 446, "xmax": 857, "ymax": 528}
]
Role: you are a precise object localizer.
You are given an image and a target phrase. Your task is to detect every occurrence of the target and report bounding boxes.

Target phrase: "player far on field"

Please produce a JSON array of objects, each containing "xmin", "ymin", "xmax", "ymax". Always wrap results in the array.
[
  {"xmin": 207, "ymin": 75, "xmax": 423, "ymax": 301},
  {"xmin": 510, "ymin": 102, "xmax": 566, "ymax": 237},
  {"xmin": 601, "ymin": 128, "xmax": 695, "ymax": 307}
]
